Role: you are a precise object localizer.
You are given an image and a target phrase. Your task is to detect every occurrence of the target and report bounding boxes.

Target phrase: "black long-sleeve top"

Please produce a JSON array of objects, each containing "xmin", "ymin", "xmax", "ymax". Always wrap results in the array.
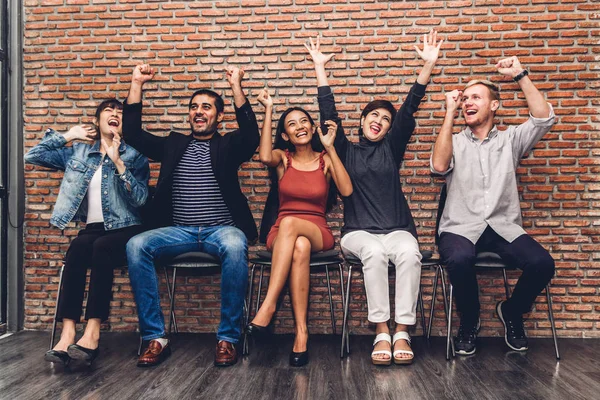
[{"xmin": 317, "ymin": 83, "xmax": 426, "ymax": 238}]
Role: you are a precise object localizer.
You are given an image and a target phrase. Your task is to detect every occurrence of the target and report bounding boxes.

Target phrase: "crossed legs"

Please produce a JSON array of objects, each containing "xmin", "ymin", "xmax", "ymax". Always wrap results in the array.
[{"xmin": 251, "ymin": 217, "xmax": 324, "ymax": 352}]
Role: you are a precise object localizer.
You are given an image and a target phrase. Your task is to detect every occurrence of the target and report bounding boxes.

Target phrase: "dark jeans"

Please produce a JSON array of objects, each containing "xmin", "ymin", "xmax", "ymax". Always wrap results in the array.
[
  {"xmin": 439, "ymin": 226, "xmax": 555, "ymax": 323},
  {"xmin": 57, "ymin": 223, "xmax": 143, "ymax": 322}
]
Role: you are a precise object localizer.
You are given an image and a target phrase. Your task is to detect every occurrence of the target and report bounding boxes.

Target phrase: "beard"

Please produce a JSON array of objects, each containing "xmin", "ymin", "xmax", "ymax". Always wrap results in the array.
[{"xmin": 190, "ymin": 121, "xmax": 218, "ymax": 138}]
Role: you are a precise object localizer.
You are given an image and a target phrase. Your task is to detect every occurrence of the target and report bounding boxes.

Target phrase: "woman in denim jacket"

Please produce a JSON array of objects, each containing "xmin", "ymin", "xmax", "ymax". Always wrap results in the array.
[{"xmin": 25, "ymin": 99, "xmax": 149, "ymax": 366}]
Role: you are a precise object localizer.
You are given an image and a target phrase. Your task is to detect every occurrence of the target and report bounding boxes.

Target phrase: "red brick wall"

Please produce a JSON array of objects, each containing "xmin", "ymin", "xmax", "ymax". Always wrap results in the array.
[{"xmin": 23, "ymin": 1, "xmax": 599, "ymax": 339}]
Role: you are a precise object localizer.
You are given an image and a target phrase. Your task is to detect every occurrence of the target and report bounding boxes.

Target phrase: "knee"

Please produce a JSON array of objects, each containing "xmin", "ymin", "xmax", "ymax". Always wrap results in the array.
[
  {"xmin": 443, "ymin": 249, "xmax": 475, "ymax": 273},
  {"xmin": 278, "ymin": 217, "xmax": 298, "ymax": 237},
  {"xmin": 293, "ymin": 237, "xmax": 311, "ymax": 261},
  {"xmin": 360, "ymin": 244, "xmax": 388, "ymax": 267},
  {"xmin": 390, "ymin": 242, "xmax": 421, "ymax": 267},
  {"xmin": 126, "ymin": 234, "xmax": 146, "ymax": 260},
  {"xmin": 218, "ymin": 227, "xmax": 248, "ymax": 259},
  {"xmin": 529, "ymin": 251, "xmax": 555, "ymax": 280}
]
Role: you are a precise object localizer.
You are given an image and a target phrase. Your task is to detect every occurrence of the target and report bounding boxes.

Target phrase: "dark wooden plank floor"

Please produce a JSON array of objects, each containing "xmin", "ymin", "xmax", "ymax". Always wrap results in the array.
[{"xmin": 0, "ymin": 331, "xmax": 596, "ymax": 400}]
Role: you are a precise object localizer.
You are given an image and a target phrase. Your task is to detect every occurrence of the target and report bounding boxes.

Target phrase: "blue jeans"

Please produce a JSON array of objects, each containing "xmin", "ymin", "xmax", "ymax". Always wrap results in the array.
[{"xmin": 126, "ymin": 225, "xmax": 248, "ymax": 343}]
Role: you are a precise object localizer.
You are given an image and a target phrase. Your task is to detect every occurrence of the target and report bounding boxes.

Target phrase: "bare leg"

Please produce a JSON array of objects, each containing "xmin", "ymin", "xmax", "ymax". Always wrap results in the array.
[
  {"xmin": 251, "ymin": 217, "xmax": 324, "ymax": 327},
  {"xmin": 76, "ymin": 318, "xmax": 101, "ymax": 350},
  {"xmin": 53, "ymin": 318, "xmax": 76, "ymax": 352},
  {"xmin": 289, "ymin": 237, "xmax": 311, "ymax": 353},
  {"xmin": 373, "ymin": 321, "xmax": 391, "ymax": 361},
  {"xmin": 394, "ymin": 323, "xmax": 412, "ymax": 359}
]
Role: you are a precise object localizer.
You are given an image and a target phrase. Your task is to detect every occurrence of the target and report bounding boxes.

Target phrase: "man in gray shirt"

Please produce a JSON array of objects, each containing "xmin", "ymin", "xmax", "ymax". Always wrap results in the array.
[{"xmin": 431, "ymin": 56, "xmax": 556, "ymax": 355}]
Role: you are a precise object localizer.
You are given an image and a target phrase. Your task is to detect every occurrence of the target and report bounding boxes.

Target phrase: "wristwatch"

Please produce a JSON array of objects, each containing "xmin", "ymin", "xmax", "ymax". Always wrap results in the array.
[{"xmin": 513, "ymin": 69, "xmax": 529, "ymax": 82}]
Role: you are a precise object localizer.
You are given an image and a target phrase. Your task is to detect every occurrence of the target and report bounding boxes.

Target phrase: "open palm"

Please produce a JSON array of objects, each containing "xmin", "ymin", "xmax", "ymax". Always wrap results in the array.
[
  {"xmin": 415, "ymin": 30, "xmax": 443, "ymax": 64},
  {"xmin": 304, "ymin": 37, "xmax": 334, "ymax": 67}
]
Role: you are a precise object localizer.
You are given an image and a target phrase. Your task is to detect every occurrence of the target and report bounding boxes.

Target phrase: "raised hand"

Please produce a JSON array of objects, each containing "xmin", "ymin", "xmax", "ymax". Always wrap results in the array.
[
  {"xmin": 101, "ymin": 130, "xmax": 122, "ymax": 164},
  {"xmin": 65, "ymin": 125, "xmax": 96, "ymax": 144},
  {"xmin": 132, "ymin": 64, "xmax": 155, "ymax": 85},
  {"xmin": 226, "ymin": 65, "xmax": 245, "ymax": 88},
  {"xmin": 304, "ymin": 36, "xmax": 335, "ymax": 67},
  {"xmin": 414, "ymin": 29, "xmax": 443, "ymax": 65},
  {"xmin": 445, "ymin": 89, "xmax": 463, "ymax": 114},
  {"xmin": 257, "ymin": 88, "xmax": 273, "ymax": 108},
  {"xmin": 317, "ymin": 120, "xmax": 337, "ymax": 150},
  {"xmin": 496, "ymin": 56, "xmax": 524, "ymax": 78}
]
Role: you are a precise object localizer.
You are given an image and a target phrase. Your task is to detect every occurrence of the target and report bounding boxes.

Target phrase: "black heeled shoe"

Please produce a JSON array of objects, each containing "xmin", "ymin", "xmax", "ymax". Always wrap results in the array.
[
  {"xmin": 44, "ymin": 349, "xmax": 71, "ymax": 366},
  {"xmin": 289, "ymin": 350, "xmax": 309, "ymax": 367},
  {"xmin": 245, "ymin": 322, "xmax": 272, "ymax": 338},
  {"xmin": 67, "ymin": 344, "xmax": 100, "ymax": 364}
]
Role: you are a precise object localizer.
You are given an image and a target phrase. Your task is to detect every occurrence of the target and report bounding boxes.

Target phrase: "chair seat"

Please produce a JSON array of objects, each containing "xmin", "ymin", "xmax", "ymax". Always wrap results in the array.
[
  {"xmin": 253, "ymin": 249, "xmax": 342, "ymax": 266},
  {"xmin": 474, "ymin": 252, "xmax": 509, "ymax": 269},
  {"xmin": 344, "ymin": 250, "xmax": 436, "ymax": 266},
  {"xmin": 159, "ymin": 252, "xmax": 221, "ymax": 268}
]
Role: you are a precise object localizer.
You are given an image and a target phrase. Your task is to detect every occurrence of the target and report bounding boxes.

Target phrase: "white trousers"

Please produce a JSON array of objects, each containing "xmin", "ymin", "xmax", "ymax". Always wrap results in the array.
[{"xmin": 341, "ymin": 230, "xmax": 422, "ymax": 325}]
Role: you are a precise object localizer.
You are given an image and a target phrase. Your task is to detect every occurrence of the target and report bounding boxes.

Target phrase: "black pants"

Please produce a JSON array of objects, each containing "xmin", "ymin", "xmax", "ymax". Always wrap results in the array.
[
  {"xmin": 438, "ymin": 226, "xmax": 555, "ymax": 323},
  {"xmin": 57, "ymin": 223, "xmax": 143, "ymax": 322}
]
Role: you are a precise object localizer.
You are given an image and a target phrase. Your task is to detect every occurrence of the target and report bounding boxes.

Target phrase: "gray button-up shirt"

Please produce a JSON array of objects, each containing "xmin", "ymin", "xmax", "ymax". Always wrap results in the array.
[{"xmin": 431, "ymin": 105, "xmax": 555, "ymax": 244}]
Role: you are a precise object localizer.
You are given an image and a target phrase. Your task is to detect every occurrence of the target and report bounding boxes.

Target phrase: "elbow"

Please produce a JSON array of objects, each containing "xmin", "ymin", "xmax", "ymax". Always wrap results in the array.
[
  {"xmin": 432, "ymin": 160, "xmax": 448, "ymax": 174},
  {"xmin": 259, "ymin": 154, "xmax": 271, "ymax": 165},
  {"xmin": 339, "ymin": 185, "xmax": 353, "ymax": 197}
]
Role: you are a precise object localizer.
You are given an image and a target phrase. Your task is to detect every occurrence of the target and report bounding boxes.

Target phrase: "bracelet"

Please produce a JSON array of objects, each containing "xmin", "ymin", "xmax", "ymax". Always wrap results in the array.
[{"xmin": 513, "ymin": 69, "xmax": 529, "ymax": 82}]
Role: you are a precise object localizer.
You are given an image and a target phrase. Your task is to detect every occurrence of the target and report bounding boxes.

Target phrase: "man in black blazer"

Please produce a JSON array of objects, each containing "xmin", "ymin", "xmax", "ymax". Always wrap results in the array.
[{"xmin": 123, "ymin": 64, "xmax": 259, "ymax": 368}]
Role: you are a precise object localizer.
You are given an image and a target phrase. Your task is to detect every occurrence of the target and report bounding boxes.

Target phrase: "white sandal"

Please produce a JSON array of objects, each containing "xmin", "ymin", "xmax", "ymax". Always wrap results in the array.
[
  {"xmin": 393, "ymin": 331, "xmax": 414, "ymax": 365},
  {"xmin": 371, "ymin": 332, "xmax": 392, "ymax": 366}
]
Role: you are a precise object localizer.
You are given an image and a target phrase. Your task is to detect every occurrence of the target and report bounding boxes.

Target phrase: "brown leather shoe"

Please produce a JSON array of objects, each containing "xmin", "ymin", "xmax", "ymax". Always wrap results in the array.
[
  {"xmin": 137, "ymin": 339, "xmax": 171, "ymax": 368},
  {"xmin": 214, "ymin": 340, "xmax": 237, "ymax": 367}
]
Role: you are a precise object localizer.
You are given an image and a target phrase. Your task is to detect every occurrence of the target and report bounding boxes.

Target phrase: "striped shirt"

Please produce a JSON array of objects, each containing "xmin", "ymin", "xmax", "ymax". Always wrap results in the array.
[{"xmin": 172, "ymin": 139, "xmax": 235, "ymax": 227}]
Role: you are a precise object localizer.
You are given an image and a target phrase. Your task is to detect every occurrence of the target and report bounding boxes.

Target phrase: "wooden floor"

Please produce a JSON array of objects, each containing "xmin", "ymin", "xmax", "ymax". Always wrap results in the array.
[{"xmin": 0, "ymin": 331, "xmax": 597, "ymax": 400}]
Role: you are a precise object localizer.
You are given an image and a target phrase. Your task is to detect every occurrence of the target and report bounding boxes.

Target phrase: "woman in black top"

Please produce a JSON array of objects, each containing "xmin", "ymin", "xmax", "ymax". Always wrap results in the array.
[{"xmin": 306, "ymin": 31, "xmax": 442, "ymax": 365}]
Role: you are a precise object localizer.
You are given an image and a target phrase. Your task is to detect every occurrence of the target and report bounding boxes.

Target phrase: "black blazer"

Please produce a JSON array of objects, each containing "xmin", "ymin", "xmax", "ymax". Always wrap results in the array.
[{"xmin": 122, "ymin": 100, "xmax": 260, "ymax": 241}]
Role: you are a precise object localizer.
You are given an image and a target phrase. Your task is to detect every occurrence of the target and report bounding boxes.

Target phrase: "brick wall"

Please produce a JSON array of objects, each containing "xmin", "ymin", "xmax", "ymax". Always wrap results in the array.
[{"xmin": 22, "ymin": 1, "xmax": 599, "ymax": 339}]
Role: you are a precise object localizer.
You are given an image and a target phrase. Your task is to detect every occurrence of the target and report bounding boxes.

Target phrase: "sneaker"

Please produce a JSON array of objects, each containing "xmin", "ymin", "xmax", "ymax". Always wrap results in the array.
[
  {"xmin": 454, "ymin": 318, "xmax": 480, "ymax": 356},
  {"xmin": 497, "ymin": 300, "xmax": 528, "ymax": 351}
]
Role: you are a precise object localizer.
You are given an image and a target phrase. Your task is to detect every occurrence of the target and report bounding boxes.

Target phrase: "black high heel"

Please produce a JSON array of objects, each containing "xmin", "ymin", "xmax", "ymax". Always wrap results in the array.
[
  {"xmin": 245, "ymin": 322, "xmax": 272, "ymax": 338},
  {"xmin": 67, "ymin": 344, "xmax": 100, "ymax": 365},
  {"xmin": 289, "ymin": 350, "xmax": 309, "ymax": 367},
  {"xmin": 44, "ymin": 349, "xmax": 71, "ymax": 366}
]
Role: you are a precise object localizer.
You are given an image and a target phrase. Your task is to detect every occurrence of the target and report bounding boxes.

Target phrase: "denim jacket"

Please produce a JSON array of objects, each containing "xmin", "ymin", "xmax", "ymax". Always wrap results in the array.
[{"xmin": 25, "ymin": 128, "xmax": 150, "ymax": 230}]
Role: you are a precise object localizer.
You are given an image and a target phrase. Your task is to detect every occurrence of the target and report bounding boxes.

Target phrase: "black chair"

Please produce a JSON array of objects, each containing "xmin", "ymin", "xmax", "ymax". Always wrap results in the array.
[
  {"xmin": 49, "ymin": 260, "xmax": 179, "ymax": 356},
  {"xmin": 428, "ymin": 185, "xmax": 560, "ymax": 360},
  {"xmin": 243, "ymin": 249, "xmax": 345, "ymax": 355},
  {"xmin": 339, "ymin": 250, "xmax": 444, "ymax": 358}
]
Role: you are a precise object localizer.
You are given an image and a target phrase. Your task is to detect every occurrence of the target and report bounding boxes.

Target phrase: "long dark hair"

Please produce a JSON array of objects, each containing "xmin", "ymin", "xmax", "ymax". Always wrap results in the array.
[{"xmin": 259, "ymin": 107, "xmax": 339, "ymax": 243}]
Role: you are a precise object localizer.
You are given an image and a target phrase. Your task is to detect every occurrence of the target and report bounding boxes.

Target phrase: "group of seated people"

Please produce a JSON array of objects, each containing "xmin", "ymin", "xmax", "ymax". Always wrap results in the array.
[{"xmin": 25, "ymin": 31, "xmax": 556, "ymax": 369}]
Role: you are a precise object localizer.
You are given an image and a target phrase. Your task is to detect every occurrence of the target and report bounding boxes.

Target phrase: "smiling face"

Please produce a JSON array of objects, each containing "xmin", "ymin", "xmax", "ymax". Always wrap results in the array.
[
  {"xmin": 360, "ymin": 107, "xmax": 393, "ymax": 142},
  {"xmin": 461, "ymin": 84, "xmax": 499, "ymax": 129},
  {"xmin": 188, "ymin": 94, "xmax": 224, "ymax": 137},
  {"xmin": 281, "ymin": 109, "xmax": 315, "ymax": 146},
  {"xmin": 94, "ymin": 104, "xmax": 123, "ymax": 138}
]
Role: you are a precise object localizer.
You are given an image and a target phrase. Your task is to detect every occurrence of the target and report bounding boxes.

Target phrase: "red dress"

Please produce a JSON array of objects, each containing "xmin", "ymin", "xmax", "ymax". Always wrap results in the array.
[{"xmin": 266, "ymin": 150, "xmax": 335, "ymax": 251}]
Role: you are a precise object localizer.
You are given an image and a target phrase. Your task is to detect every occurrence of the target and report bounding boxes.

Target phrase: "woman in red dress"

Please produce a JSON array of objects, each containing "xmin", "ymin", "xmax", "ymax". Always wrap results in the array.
[{"xmin": 246, "ymin": 89, "xmax": 353, "ymax": 366}]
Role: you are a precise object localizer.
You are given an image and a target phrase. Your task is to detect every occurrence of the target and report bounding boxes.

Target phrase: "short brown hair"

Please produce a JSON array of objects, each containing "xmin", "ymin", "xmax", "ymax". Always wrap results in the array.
[{"xmin": 464, "ymin": 80, "xmax": 500, "ymax": 101}]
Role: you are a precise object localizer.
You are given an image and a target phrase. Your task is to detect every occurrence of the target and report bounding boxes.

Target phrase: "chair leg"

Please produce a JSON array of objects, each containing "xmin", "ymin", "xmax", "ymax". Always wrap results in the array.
[
  {"xmin": 427, "ymin": 265, "xmax": 440, "ymax": 340},
  {"xmin": 441, "ymin": 270, "xmax": 454, "ymax": 357},
  {"xmin": 164, "ymin": 267, "xmax": 179, "ymax": 334},
  {"xmin": 446, "ymin": 283, "xmax": 454, "ymax": 361},
  {"xmin": 546, "ymin": 284, "xmax": 560, "ymax": 360},
  {"xmin": 255, "ymin": 265, "xmax": 265, "ymax": 315},
  {"xmin": 338, "ymin": 263, "xmax": 345, "ymax": 333},
  {"xmin": 502, "ymin": 268, "xmax": 511, "ymax": 299},
  {"xmin": 418, "ymin": 285, "xmax": 427, "ymax": 337},
  {"xmin": 341, "ymin": 264, "xmax": 353, "ymax": 358},
  {"xmin": 168, "ymin": 268, "xmax": 177, "ymax": 337},
  {"xmin": 50, "ymin": 262, "xmax": 66, "ymax": 350},
  {"xmin": 243, "ymin": 264, "xmax": 256, "ymax": 356},
  {"xmin": 325, "ymin": 265, "xmax": 336, "ymax": 335},
  {"xmin": 138, "ymin": 336, "xmax": 143, "ymax": 356}
]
